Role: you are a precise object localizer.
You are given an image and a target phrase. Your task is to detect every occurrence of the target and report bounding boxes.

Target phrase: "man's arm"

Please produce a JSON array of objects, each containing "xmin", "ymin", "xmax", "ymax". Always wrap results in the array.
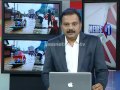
[
  {"xmin": 94, "ymin": 37, "xmax": 108, "ymax": 89},
  {"xmin": 42, "ymin": 44, "xmax": 54, "ymax": 89}
]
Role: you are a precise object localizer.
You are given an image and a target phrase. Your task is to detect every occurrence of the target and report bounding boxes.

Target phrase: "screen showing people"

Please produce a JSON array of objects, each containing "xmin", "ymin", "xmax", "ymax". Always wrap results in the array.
[
  {"xmin": 3, "ymin": 40, "xmax": 47, "ymax": 72},
  {"xmin": 4, "ymin": 3, "xmax": 60, "ymax": 35}
]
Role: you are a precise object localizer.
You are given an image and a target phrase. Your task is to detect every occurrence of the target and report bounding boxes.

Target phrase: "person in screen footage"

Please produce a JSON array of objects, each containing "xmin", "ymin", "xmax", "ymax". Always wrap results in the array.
[
  {"xmin": 42, "ymin": 8, "xmax": 108, "ymax": 90},
  {"xmin": 47, "ymin": 9, "xmax": 52, "ymax": 27}
]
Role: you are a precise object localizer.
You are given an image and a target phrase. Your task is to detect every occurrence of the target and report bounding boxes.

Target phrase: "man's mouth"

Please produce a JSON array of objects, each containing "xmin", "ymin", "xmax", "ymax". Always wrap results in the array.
[
  {"xmin": 67, "ymin": 32, "xmax": 75, "ymax": 35},
  {"xmin": 67, "ymin": 30, "xmax": 75, "ymax": 34}
]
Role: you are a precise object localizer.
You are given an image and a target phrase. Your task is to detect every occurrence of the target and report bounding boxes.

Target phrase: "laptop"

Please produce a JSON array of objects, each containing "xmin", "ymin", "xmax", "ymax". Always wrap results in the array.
[{"xmin": 49, "ymin": 72, "xmax": 91, "ymax": 90}]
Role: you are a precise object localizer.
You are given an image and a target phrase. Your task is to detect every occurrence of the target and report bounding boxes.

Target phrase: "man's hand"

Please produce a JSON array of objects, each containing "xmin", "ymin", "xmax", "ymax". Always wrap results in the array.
[
  {"xmin": 48, "ymin": 87, "xmax": 50, "ymax": 90},
  {"xmin": 92, "ymin": 83, "xmax": 103, "ymax": 90}
]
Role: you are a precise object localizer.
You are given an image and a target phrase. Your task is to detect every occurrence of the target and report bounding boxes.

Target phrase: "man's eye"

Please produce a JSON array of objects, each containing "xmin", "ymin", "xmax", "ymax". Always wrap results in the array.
[
  {"xmin": 73, "ymin": 23, "xmax": 77, "ymax": 26},
  {"xmin": 64, "ymin": 23, "xmax": 69, "ymax": 26}
]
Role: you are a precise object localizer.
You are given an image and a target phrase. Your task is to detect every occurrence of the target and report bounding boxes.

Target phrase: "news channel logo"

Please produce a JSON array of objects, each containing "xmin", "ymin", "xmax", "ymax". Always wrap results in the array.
[{"xmin": 88, "ymin": 24, "xmax": 112, "ymax": 36}]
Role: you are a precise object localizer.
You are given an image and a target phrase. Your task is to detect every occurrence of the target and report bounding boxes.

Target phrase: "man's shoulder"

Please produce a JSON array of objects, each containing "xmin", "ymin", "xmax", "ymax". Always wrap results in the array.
[
  {"xmin": 83, "ymin": 33, "xmax": 99, "ymax": 40},
  {"xmin": 48, "ymin": 34, "xmax": 64, "ymax": 43}
]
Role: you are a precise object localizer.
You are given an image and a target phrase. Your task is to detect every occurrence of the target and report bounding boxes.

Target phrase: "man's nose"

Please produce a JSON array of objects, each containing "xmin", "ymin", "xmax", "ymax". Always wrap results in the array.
[{"xmin": 68, "ymin": 24, "xmax": 73, "ymax": 29}]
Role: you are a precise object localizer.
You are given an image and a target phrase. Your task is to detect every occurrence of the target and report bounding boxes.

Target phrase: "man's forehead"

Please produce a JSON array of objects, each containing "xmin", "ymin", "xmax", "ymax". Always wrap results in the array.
[
  {"xmin": 62, "ymin": 18, "xmax": 80, "ymax": 24},
  {"xmin": 62, "ymin": 14, "xmax": 80, "ymax": 22},
  {"xmin": 62, "ymin": 14, "xmax": 78, "ymax": 18}
]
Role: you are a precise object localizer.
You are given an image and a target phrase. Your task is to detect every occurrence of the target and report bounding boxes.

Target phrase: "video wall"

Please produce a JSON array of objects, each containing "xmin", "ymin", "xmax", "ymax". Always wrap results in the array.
[
  {"xmin": 1, "ymin": 0, "xmax": 119, "ymax": 74},
  {"xmin": 1, "ymin": 0, "xmax": 62, "ymax": 74},
  {"xmin": 1, "ymin": 0, "xmax": 83, "ymax": 74}
]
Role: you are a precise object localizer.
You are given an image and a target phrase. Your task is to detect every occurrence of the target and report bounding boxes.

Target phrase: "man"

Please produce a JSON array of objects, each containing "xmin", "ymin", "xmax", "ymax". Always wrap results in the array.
[
  {"xmin": 47, "ymin": 9, "xmax": 52, "ymax": 27},
  {"xmin": 42, "ymin": 8, "xmax": 108, "ymax": 90}
]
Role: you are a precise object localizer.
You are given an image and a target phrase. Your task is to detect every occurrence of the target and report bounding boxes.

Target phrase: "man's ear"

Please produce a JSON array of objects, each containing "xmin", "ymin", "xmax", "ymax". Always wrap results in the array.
[
  {"xmin": 60, "ymin": 25, "xmax": 64, "ymax": 34},
  {"xmin": 80, "ymin": 22, "xmax": 82, "ymax": 28},
  {"xmin": 80, "ymin": 22, "xmax": 82, "ymax": 31}
]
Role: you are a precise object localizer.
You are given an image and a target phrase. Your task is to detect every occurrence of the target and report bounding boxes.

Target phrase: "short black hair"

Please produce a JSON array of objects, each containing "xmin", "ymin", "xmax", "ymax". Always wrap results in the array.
[{"xmin": 60, "ymin": 8, "xmax": 81, "ymax": 23}]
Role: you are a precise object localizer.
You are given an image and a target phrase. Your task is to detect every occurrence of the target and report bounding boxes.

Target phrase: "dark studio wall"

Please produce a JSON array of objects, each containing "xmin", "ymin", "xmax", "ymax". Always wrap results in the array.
[{"xmin": 10, "ymin": 74, "xmax": 47, "ymax": 90}]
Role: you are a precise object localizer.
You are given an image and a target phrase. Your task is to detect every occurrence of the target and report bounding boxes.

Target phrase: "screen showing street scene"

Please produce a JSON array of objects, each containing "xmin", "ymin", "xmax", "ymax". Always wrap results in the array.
[
  {"xmin": 3, "ymin": 40, "xmax": 47, "ymax": 72},
  {"xmin": 4, "ymin": 3, "xmax": 60, "ymax": 34}
]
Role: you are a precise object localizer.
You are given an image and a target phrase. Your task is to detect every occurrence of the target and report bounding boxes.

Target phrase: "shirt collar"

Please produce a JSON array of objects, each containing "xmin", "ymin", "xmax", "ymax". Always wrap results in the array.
[{"xmin": 65, "ymin": 35, "xmax": 80, "ymax": 45}]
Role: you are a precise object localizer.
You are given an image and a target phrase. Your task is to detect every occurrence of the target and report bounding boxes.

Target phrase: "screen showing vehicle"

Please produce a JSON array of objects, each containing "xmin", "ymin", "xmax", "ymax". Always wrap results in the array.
[
  {"xmin": 2, "ymin": 40, "xmax": 47, "ymax": 74},
  {"xmin": 4, "ymin": 2, "xmax": 61, "ymax": 35}
]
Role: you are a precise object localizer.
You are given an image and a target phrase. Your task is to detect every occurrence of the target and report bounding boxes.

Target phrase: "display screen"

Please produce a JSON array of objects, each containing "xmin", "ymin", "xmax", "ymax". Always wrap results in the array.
[
  {"xmin": 84, "ymin": 2, "xmax": 117, "ymax": 69},
  {"xmin": 3, "ymin": 2, "xmax": 61, "ymax": 35},
  {"xmin": 2, "ymin": 40, "xmax": 47, "ymax": 74}
]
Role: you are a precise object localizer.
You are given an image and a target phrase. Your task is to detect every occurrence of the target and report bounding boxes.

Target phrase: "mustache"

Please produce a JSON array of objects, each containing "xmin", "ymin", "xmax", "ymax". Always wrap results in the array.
[{"xmin": 67, "ymin": 29, "xmax": 75, "ymax": 33}]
